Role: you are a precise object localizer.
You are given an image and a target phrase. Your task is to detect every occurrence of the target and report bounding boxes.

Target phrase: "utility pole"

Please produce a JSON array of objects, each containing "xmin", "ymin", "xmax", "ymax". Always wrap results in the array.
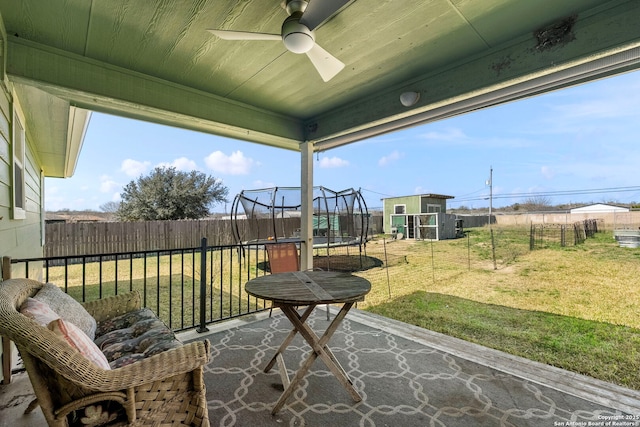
[
  {"xmin": 486, "ymin": 166, "xmax": 493, "ymax": 225},
  {"xmin": 487, "ymin": 167, "xmax": 496, "ymax": 270}
]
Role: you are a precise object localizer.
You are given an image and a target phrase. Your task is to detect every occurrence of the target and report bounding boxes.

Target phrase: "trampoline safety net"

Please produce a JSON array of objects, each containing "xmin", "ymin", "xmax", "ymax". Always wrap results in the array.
[{"xmin": 231, "ymin": 186, "xmax": 369, "ymax": 248}]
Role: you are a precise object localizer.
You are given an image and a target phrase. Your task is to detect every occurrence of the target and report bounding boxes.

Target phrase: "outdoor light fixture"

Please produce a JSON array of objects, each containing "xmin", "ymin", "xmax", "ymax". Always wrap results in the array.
[
  {"xmin": 282, "ymin": 18, "xmax": 316, "ymax": 54},
  {"xmin": 400, "ymin": 91, "xmax": 420, "ymax": 107}
]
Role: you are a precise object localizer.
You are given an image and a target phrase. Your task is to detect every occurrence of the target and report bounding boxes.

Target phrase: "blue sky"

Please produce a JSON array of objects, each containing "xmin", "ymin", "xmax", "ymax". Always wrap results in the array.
[{"xmin": 45, "ymin": 70, "xmax": 640, "ymax": 213}]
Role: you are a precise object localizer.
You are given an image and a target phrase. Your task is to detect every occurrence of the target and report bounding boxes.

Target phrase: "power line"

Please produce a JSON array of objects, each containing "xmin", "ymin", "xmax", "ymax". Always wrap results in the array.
[
  {"xmin": 504, "ymin": 185, "xmax": 640, "ymax": 198},
  {"xmin": 360, "ymin": 188, "xmax": 394, "ymax": 198},
  {"xmin": 456, "ymin": 187, "xmax": 487, "ymax": 198},
  {"xmin": 451, "ymin": 185, "xmax": 640, "ymax": 204}
]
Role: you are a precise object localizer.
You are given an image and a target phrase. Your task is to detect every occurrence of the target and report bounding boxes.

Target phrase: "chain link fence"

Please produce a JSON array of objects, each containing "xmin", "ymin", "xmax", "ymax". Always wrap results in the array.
[{"xmin": 312, "ymin": 224, "xmax": 610, "ymax": 307}]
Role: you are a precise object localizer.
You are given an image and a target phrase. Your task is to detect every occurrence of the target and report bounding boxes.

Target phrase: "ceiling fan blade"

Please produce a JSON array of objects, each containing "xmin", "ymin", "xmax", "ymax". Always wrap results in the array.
[
  {"xmin": 300, "ymin": 0, "xmax": 352, "ymax": 31},
  {"xmin": 208, "ymin": 30, "xmax": 281, "ymax": 41},
  {"xmin": 305, "ymin": 43, "xmax": 345, "ymax": 82}
]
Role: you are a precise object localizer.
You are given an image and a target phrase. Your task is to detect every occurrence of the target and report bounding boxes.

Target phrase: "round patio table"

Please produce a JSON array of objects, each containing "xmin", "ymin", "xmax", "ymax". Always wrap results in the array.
[{"xmin": 245, "ymin": 270, "xmax": 371, "ymax": 414}]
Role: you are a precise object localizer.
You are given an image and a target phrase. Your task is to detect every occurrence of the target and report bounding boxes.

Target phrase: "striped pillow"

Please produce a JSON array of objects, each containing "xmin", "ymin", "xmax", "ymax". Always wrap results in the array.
[
  {"xmin": 48, "ymin": 318, "xmax": 110, "ymax": 370},
  {"xmin": 20, "ymin": 297, "xmax": 60, "ymax": 326}
]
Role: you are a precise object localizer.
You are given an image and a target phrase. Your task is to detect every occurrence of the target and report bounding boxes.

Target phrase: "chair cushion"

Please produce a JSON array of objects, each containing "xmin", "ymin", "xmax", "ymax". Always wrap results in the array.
[
  {"xmin": 67, "ymin": 401, "xmax": 125, "ymax": 427},
  {"xmin": 95, "ymin": 308, "xmax": 183, "ymax": 369},
  {"xmin": 95, "ymin": 307, "xmax": 158, "ymax": 337},
  {"xmin": 48, "ymin": 318, "xmax": 111, "ymax": 370},
  {"xmin": 34, "ymin": 283, "xmax": 97, "ymax": 340}
]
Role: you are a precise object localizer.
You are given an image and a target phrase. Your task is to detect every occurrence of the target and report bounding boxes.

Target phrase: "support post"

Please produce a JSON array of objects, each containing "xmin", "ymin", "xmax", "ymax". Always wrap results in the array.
[{"xmin": 300, "ymin": 141, "xmax": 314, "ymax": 271}]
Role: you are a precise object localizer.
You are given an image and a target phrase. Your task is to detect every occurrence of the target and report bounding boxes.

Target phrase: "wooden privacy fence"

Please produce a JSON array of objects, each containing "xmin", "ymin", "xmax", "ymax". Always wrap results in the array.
[
  {"xmin": 45, "ymin": 216, "xmax": 384, "ymax": 258},
  {"xmin": 44, "ymin": 218, "xmax": 300, "ymax": 257}
]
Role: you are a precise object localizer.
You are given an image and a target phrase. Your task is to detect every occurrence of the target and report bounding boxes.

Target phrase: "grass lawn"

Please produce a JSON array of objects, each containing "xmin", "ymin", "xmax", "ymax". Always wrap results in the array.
[
  {"xmin": 36, "ymin": 226, "xmax": 640, "ymax": 389},
  {"xmin": 41, "ymin": 251, "xmax": 268, "ymax": 330},
  {"xmin": 359, "ymin": 227, "xmax": 640, "ymax": 390}
]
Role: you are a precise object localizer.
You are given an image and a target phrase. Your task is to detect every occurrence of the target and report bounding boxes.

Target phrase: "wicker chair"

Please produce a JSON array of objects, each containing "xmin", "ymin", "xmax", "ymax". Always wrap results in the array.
[{"xmin": 0, "ymin": 278, "xmax": 210, "ymax": 427}]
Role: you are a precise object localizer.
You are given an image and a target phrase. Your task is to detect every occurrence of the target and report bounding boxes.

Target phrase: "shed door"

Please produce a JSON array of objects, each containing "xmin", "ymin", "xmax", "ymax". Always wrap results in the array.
[
  {"xmin": 391, "ymin": 215, "xmax": 406, "ymax": 235},
  {"xmin": 407, "ymin": 215, "xmax": 415, "ymax": 238}
]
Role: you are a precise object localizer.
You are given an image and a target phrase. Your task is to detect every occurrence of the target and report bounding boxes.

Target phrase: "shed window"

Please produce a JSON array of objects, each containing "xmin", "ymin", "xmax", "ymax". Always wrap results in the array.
[
  {"xmin": 394, "ymin": 204, "xmax": 406, "ymax": 214},
  {"xmin": 12, "ymin": 101, "xmax": 26, "ymax": 219}
]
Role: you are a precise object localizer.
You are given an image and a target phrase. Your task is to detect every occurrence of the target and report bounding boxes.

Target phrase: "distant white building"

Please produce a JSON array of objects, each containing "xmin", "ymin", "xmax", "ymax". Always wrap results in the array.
[{"xmin": 570, "ymin": 204, "xmax": 629, "ymax": 214}]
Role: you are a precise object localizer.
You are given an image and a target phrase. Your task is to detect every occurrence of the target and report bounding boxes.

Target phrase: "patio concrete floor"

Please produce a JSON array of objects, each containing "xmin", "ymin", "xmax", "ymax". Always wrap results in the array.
[{"xmin": 2, "ymin": 307, "xmax": 640, "ymax": 426}]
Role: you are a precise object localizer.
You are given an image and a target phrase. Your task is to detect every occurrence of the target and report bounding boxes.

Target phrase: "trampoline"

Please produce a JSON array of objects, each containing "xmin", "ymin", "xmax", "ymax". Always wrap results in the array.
[{"xmin": 230, "ymin": 186, "xmax": 369, "ymax": 250}]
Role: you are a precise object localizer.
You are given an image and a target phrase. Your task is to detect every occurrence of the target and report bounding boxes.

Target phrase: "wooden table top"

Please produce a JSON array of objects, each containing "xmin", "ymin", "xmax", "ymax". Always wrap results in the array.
[{"xmin": 245, "ymin": 271, "xmax": 371, "ymax": 305}]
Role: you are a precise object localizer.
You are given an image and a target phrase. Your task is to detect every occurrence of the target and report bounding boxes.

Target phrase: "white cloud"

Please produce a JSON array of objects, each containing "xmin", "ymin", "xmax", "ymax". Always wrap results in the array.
[
  {"xmin": 156, "ymin": 157, "xmax": 199, "ymax": 171},
  {"xmin": 121, "ymin": 159, "xmax": 151, "ymax": 177},
  {"xmin": 204, "ymin": 150, "xmax": 257, "ymax": 175},
  {"xmin": 378, "ymin": 150, "xmax": 403, "ymax": 166},
  {"xmin": 99, "ymin": 175, "xmax": 120, "ymax": 194},
  {"xmin": 319, "ymin": 156, "xmax": 349, "ymax": 168},
  {"xmin": 541, "ymin": 166, "xmax": 555, "ymax": 180}
]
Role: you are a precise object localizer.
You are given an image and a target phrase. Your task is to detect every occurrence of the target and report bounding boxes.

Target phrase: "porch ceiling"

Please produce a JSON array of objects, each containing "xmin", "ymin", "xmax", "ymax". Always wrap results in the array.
[{"xmin": 1, "ymin": 0, "xmax": 640, "ymax": 176}]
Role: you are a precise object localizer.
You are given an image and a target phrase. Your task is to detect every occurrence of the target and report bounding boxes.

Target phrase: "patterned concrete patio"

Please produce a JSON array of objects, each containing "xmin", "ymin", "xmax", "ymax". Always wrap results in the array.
[{"xmin": 2, "ymin": 308, "xmax": 640, "ymax": 426}]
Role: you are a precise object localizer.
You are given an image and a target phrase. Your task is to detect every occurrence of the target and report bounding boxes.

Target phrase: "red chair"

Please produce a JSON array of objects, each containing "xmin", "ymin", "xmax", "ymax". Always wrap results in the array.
[
  {"xmin": 266, "ymin": 242, "xmax": 300, "ymax": 274},
  {"xmin": 265, "ymin": 242, "xmax": 330, "ymax": 320}
]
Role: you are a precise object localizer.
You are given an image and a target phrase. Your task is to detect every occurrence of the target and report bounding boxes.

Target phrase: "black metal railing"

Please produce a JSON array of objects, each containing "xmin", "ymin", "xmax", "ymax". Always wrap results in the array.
[{"xmin": 9, "ymin": 238, "xmax": 272, "ymax": 332}]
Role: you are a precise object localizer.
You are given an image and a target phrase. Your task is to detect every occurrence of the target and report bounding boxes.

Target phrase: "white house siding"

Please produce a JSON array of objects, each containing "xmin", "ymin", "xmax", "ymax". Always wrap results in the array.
[
  {"xmin": 0, "ymin": 84, "xmax": 45, "ymax": 265},
  {"xmin": 0, "ymin": 82, "xmax": 47, "ymax": 383}
]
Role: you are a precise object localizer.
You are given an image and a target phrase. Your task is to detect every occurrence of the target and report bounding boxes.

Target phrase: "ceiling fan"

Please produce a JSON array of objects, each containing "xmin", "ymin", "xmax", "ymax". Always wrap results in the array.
[{"xmin": 208, "ymin": 0, "xmax": 350, "ymax": 82}]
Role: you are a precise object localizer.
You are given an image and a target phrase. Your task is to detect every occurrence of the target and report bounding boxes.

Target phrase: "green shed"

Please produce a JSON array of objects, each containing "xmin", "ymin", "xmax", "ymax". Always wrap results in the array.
[{"xmin": 382, "ymin": 194, "xmax": 457, "ymax": 240}]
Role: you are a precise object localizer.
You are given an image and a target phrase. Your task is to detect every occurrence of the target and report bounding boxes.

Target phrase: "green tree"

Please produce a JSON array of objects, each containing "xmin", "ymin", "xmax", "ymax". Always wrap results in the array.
[{"xmin": 116, "ymin": 167, "xmax": 228, "ymax": 221}]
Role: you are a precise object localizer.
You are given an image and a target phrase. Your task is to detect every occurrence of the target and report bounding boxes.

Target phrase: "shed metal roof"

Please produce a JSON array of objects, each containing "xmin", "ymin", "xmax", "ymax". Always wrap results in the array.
[
  {"xmin": 383, "ymin": 194, "xmax": 455, "ymax": 201},
  {"xmin": 570, "ymin": 204, "xmax": 630, "ymax": 213}
]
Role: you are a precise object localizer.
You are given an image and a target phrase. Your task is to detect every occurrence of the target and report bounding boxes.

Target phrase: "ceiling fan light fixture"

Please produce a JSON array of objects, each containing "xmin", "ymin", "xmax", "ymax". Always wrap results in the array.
[
  {"xmin": 284, "ymin": 31, "xmax": 315, "ymax": 53},
  {"xmin": 282, "ymin": 18, "xmax": 315, "ymax": 53},
  {"xmin": 400, "ymin": 91, "xmax": 420, "ymax": 107}
]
